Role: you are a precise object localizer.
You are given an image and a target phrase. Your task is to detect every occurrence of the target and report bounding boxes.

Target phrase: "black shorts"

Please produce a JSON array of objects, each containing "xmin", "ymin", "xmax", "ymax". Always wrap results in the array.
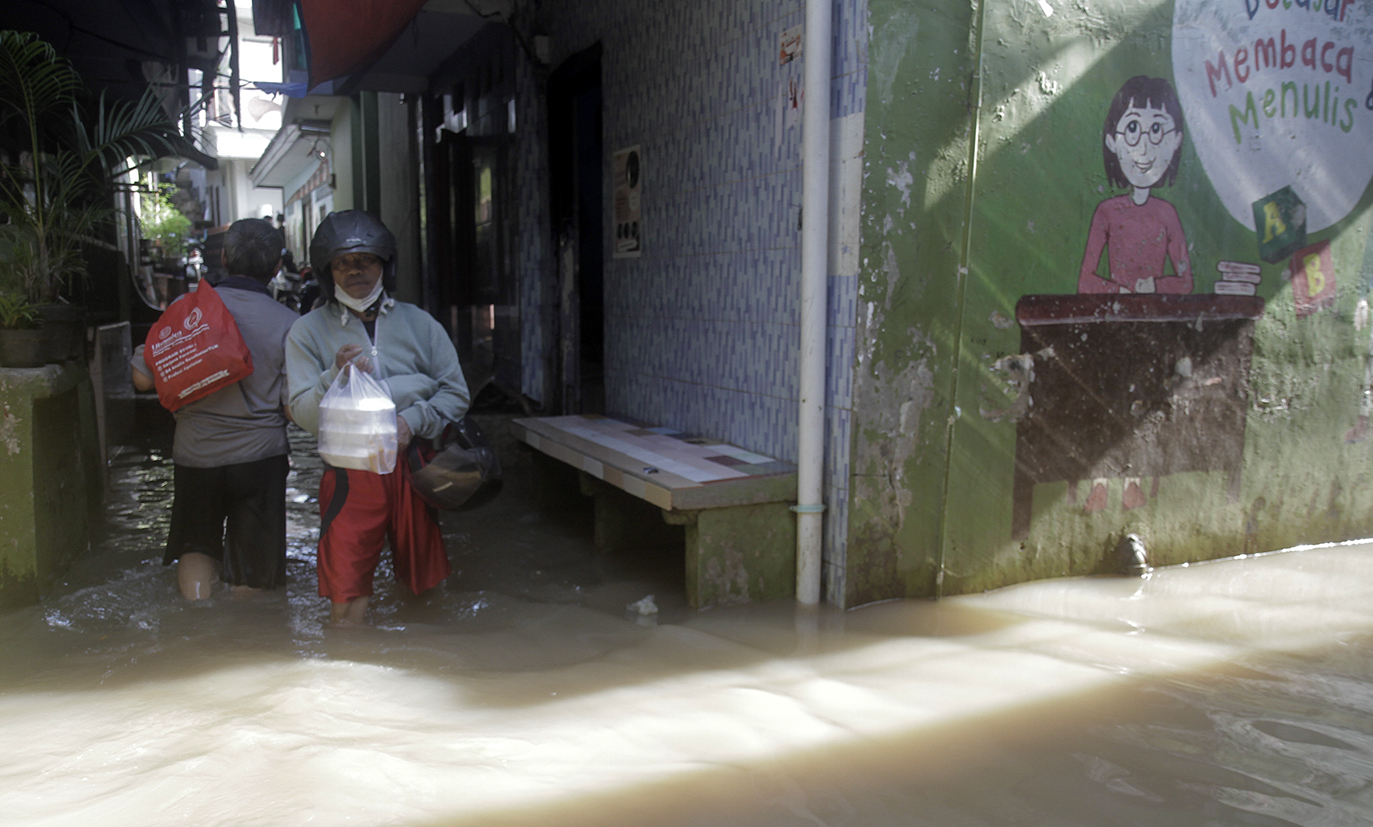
[{"xmin": 165, "ymin": 454, "xmax": 290, "ymax": 589}]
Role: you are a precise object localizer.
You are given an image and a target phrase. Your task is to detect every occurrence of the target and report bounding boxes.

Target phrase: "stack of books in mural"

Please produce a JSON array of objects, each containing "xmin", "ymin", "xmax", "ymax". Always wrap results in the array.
[{"xmin": 1214, "ymin": 262, "xmax": 1261, "ymax": 296}]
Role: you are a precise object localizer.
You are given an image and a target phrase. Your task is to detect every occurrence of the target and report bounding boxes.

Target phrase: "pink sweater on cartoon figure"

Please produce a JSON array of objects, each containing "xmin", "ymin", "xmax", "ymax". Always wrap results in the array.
[{"xmin": 1078, "ymin": 195, "xmax": 1192, "ymax": 294}]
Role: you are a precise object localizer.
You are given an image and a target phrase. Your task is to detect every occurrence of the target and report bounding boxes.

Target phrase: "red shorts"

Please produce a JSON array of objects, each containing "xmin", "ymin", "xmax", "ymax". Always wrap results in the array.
[{"xmin": 316, "ymin": 460, "xmax": 452, "ymax": 602}]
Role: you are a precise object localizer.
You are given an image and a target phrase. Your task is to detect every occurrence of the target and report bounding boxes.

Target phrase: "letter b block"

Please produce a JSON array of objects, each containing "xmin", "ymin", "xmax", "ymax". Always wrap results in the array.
[{"xmin": 1292, "ymin": 240, "xmax": 1336, "ymax": 318}]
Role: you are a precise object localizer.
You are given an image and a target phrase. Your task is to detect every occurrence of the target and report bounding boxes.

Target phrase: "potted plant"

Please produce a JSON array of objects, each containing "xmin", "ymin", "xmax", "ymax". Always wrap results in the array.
[
  {"xmin": 141, "ymin": 181, "xmax": 194, "ymax": 270},
  {"xmin": 0, "ymin": 291, "xmax": 55, "ymax": 367},
  {"xmin": 0, "ymin": 30, "xmax": 175, "ymax": 366}
]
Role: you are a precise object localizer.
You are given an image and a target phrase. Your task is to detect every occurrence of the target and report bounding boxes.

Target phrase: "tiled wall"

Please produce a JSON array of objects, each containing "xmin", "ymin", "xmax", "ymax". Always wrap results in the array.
[
  {"xmin": 522, "ymin": 0, "xmax": 867, "ymax": 603},
  {"xmin": 516, "ymin": 55, "xmax": 554, "ymax": 405}
]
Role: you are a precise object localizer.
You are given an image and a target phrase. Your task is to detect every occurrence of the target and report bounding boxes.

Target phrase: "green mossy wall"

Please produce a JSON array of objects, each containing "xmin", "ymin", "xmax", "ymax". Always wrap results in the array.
[
  {"xmin": 853, "ymin": 0, "xmax": 1373, "ymax": 604},
  {"xmin": 0, "ymin": 364, "xmax": 100, "ymax": 610},
  {"xmin": 849, "ymin": 1, "xmax": 979, "ymax": 606}
]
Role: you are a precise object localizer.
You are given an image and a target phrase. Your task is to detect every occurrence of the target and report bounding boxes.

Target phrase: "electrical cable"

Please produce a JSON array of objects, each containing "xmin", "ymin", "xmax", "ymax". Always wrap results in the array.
[
  {"xmin": 460, "ymin": 0, "xmax": 542, "ymax": 66},
  {"xmin": 460, "ymin": 0, "xmax": 503, "ymax": 21}
]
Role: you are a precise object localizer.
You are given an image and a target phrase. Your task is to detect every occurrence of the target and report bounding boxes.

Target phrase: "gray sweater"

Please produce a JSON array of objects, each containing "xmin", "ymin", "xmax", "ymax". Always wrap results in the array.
[
  {"xmin": 133, "ymin": 277, "xmax": 300, "ymax": 468},
  {"xmin": 285, "ymin": 296, "xmax": 470, "ymax": 442}
]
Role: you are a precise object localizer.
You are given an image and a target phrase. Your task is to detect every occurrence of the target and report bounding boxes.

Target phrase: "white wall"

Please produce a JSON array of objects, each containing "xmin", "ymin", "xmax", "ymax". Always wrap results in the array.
[
  {"xmin": 330, "ymin": 104, "xmax": 354, "ymax": 212},
  {"xmin": 204, "ymin": 159, "xmax": 282, "ymax": 227}
]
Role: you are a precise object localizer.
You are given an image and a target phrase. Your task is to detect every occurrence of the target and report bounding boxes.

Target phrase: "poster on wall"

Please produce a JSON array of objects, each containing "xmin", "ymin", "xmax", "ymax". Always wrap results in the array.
[
  {"xmin": 1172, "ymin": 0, "xmax": 1372, "ymax": 237},
  {"xmin": 613, "ymin": 145, "xmax": 642, "ymax": 259},
  {"xmin": 776, "ymin": 25, "xmax": 804, "ymax": 148},
  {"xmin": 779, "ymin": 25, "xmax": 803, "ymax": 65}
]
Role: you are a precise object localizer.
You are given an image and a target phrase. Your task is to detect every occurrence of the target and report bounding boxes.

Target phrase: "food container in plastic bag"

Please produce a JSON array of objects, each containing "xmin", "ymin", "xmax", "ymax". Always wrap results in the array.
[{"xmin": 317, "ymin": 365, "xmax": 398, "ymax": 474}]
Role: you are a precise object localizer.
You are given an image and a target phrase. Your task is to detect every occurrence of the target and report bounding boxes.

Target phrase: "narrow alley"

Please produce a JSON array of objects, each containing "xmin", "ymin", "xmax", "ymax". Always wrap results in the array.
[
  {"xmin": 1, "ymin": 2, "xmax": 1372, "ymax": 819},
  {"xmin": 1, "ymin": 407, "xmax": 1372, "ymax": 826}
]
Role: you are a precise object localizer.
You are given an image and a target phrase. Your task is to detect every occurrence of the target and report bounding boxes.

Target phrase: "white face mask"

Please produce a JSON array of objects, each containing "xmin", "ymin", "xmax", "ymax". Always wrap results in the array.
[{"xmin": 334, "ymin": 278, "xmax": 384, "ymax": 315}]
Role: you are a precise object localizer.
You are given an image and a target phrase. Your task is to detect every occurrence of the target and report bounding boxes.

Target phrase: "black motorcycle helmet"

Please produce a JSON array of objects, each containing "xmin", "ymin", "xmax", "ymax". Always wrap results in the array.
[
  {"xmin": 405, "ymin": 417, "xmax": 503, "ymax": 512},
  {"xmin": 309, "ymin": 210, "xmax": 397, "ymax": 302}
]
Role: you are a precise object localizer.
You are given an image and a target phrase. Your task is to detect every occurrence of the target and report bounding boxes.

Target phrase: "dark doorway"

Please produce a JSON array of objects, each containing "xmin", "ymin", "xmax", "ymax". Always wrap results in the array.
[
  {"xmin": 433, "ymin": 130, "xmax": 518, "ymax": 387},
  {"xmin": 548, "ymin": 44, "xmax": 604, "ymax": 415},
  {"xmin": 420, "ymin": 43, "xmax": 522, "ymax": 396}
]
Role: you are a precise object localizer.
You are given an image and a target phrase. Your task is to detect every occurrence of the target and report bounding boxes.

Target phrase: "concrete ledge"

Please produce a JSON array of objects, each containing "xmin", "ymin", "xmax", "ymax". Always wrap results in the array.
[
  {"xmin": 0, "ymin": 361, "xmax": 102, "ymax": 610},
  {"xmin": 512, "ymin": 415, "xmax": 798, "ymax": 510},
  {"xmin": 515, "ymin": 414, "xmax": 798, "ymax": 608}
]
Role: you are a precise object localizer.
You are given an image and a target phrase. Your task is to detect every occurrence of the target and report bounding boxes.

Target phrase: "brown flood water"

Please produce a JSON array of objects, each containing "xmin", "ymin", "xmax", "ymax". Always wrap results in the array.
[{"xmin": 2, "ymin": 419, "xmax": 1372, "ymax": 826}]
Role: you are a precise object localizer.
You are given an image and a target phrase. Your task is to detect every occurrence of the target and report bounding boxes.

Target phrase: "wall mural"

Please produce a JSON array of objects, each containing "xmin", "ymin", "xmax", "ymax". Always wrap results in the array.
[
  {"xmin": 1173, "ymin": 0, "xmax": 1370, "ymax": 238},
  {"xmin": 1006, "ymin": 0, "xmax": 1372, "ymax": 539},
  {"xmin": 1173, "ymin": 0, "xmax": 1369, "ymax": 316},
  {"xmin": 1078, "ymin": 76, "xmax": 1193, "ymax": 296}
]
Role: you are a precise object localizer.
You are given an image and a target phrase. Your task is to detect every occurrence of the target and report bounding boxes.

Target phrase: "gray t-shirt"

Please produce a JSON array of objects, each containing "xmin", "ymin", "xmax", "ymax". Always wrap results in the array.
[{"xmin": 133, "ymin": 277, "xmax": 300, "ymax": 468}]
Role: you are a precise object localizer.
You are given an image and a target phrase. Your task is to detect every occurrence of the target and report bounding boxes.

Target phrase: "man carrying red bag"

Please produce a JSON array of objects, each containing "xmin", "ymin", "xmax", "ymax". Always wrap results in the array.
[{"xmin": 131, "ymin": 218, "xmax": 300, "ymax": 600}]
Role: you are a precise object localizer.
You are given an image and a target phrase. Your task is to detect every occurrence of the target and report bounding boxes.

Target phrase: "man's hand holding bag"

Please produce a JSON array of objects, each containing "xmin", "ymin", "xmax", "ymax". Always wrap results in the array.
[{"xmin": 317, "ymin": 364, "xmax": 398, "ymax": 474}]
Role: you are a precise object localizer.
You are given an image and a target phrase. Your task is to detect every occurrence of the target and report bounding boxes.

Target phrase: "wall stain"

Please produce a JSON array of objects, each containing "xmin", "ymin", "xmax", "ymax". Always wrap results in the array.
[
  {"xmin": 1, "ymin": 406, "xmax": 19, "ymax": 456},
  {"xmin": 886, "ymin": 157, "xmax": 914, "ymax": 214},
  {"xmin": 703, "ymin": 545, "xmax": 749, "ymax": 606},
  {"xmin": 868, "ymin": 7, "xmax": 920, "ymax": 106},
  {"xmin": 980, "ymin": 351, "xmax": 1038, "ymax": 423},
  {"xmin": 850, "ymin": 345, "xmax": 938, "ymax": 597}
]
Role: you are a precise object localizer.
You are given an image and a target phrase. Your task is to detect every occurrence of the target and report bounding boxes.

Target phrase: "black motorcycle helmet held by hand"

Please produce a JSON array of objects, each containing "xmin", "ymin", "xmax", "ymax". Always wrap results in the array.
[
  {"xmin": 308, "ymin": 210, "xmax": 397, "ymax": 302},
  {"xmin": 405, "ymin": 417, "xmax": 503, "ymax": 512}
]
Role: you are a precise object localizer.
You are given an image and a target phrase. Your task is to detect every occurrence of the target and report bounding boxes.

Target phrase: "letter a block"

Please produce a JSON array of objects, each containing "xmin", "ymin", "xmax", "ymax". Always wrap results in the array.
[{"xmin": 1252, "ymin": 186, "xmax": 1306, "ymax": 264}]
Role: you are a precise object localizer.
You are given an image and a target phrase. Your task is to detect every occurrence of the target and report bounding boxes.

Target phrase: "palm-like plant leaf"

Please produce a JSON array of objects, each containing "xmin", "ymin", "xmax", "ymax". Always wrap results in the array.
[
  {"xmin": 0, "ymin": 30, "xmax": 180, "ymax": 303},
  {"xmin": 0, "ymin": 31, "xmax": 79, "ymax": 129},
  {"xmin": 75, "ymin": 88, "xmax": 176, "ymax": 178}
]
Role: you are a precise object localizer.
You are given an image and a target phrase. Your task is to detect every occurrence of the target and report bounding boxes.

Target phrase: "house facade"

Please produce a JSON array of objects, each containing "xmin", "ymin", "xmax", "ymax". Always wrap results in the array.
[{"xmin": 259, "ymin": 0, "xmax": 1373, "ymax": 608}]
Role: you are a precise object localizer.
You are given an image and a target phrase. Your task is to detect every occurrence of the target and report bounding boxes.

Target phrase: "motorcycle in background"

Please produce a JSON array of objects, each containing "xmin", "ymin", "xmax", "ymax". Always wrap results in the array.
[
  {"xmin": 296, "ymin": 267, "xmax": 321, "ymax": 313},
  {"xmin": 183, "ymin": 246, "xmax": 205, "ymax": 291},
  {"xmin": 269, "ymin": 267, "xmax": 303, "ymax": 312},
  {"xmin": 269, "ymin": 249, "xmax": 324, "ymax": 313}
]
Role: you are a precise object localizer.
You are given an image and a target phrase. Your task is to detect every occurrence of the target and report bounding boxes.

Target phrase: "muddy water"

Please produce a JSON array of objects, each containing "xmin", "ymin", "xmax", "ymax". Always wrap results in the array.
[{"xmin": 2, "ymin": 421, "xmax": 1373, "ymax": 826}]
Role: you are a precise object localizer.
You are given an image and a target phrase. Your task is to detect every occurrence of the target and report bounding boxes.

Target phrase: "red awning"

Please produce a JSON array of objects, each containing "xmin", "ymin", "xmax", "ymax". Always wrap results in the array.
[{"xmin": 298, "ymin": 0, "xmax": 430, "ymax": 86}]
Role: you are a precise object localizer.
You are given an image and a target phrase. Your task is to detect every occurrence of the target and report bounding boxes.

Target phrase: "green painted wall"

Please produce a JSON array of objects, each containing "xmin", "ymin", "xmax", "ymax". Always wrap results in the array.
[
  {"xmin": 850, "ymin": 1, "xmax": 979, "ymax": 606},
  {"xmin": 0, "ymin": 364, "xmax": 99, "ymax": 609},
  {"xmin": 853, "ymin": 0, "xmax": 1373, "ymax": 604}
]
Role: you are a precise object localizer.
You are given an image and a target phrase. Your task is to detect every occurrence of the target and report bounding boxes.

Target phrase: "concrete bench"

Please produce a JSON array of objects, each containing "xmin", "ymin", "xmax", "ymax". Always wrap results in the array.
[{"xmin": 511, "ymin": 414, "xmax": 797, "ymax": 608}]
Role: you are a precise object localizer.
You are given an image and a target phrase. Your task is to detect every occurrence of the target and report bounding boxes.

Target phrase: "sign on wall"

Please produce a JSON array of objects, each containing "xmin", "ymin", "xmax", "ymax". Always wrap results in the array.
[
  {"xmin": 613, "ymin": 146, "xmax": 642, "ymax": 259},
  {"xmin": 1172, "ymin": 0, "xmax": 1372, "ymax": 236},
  {"xmin": 779, "ymin": 25, "xmax": 803, "ymax": 65}
]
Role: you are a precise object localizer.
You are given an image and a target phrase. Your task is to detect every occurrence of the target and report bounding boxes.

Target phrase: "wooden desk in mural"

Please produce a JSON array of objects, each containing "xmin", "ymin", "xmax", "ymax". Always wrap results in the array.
[
  {"xmin": 512, "ymin": 415, "xmax": 797, "ymax": 608},
  {"xmin": 1011, "ymin": 294, "xmax": 1265, "ymax": 539}
]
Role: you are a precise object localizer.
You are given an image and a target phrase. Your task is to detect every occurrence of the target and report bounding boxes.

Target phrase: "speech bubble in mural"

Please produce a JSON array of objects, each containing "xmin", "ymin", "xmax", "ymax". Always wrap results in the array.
[{"xmin": 1172, "ymin": 0, "xmax": 1373, "ymax": 234}]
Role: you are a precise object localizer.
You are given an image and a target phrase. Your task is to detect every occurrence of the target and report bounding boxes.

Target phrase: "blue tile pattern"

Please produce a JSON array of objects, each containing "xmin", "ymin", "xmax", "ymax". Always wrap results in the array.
[
  {"xmin": 521, "ymin": 0, "xmax": 867, "ymax": 599},
  {"xmin": 516, "ymin": 57, "xmax": 553, "ymax": 401}
]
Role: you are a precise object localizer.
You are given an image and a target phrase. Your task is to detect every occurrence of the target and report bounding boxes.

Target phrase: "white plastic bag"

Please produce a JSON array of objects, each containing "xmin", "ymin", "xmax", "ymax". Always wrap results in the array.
[{"xmin": 317, "ymin": 365, "xmax": 398, "ymax": 473}]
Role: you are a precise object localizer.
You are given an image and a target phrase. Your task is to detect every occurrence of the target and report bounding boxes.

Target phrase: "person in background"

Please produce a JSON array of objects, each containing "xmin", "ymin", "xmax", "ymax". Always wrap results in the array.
[
  {"xmin": 285, "ymin": 210, "xmax": 470, "ymax": 625},
  {"xmin": 184, "ymin": 244, "xmax": 204, "ymax": 287},
  {"xmin": 269, "ymin": 246, "xmax": 304, "ymax": 311},
  {"xmin": 131, "ymin": 218, "xmax": 299, "ymax": 600}
]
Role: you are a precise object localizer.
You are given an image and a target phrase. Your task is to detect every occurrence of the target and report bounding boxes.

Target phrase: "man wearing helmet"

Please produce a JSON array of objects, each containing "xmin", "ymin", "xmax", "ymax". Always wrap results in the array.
[{"xmin": 285, "ymin": 210, "xmax": 470, "ymax": 624}]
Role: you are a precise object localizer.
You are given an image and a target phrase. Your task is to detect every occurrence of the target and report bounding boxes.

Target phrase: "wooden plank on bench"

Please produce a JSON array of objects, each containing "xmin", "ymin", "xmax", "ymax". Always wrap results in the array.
[{"xmin": 511, "ymin": 415, "xmax": 797, "ymax": 511}]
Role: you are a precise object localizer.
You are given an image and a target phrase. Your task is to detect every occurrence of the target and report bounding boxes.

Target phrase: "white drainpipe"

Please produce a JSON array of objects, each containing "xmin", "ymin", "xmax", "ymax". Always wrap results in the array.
[{"xmin": 794, "ymin": 0, "xmax": 832, "ymax": 606}]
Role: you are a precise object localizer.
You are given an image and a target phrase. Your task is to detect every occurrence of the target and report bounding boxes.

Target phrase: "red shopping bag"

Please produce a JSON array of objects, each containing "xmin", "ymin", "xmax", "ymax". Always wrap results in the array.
[{"xmin": 144, "ymin": 282, "xmax": 254, "ymax": 411}]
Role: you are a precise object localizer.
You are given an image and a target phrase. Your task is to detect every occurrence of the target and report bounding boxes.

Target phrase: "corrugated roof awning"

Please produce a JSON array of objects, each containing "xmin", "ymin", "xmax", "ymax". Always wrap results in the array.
[
  {"xmin": 297, "ymin": 0, "xmax": 429, "ymax": 87},
  {"xmin": 250, "ymin": 119, "xmax": 330, "ymax": 187}
]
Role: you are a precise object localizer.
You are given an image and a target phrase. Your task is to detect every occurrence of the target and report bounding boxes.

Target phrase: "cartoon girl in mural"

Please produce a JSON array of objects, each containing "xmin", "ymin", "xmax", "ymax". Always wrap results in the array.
[{"xmin": 1078, "ymin": 76, "xmax": 1193, "ymax": 295}]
